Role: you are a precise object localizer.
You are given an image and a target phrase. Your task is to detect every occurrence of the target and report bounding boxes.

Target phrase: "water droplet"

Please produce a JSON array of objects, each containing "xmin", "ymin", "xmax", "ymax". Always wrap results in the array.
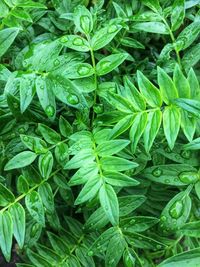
[
  {"xmin": 73, "ymin": 37, "xmax": 84, "ymax": 46},
  {"xmin": 54, "ymin": 59, "xmax": 60, "ymax": 66},
  {"xmin": 100, "ymin": 60, "xmax": 110, "ymax": 69},
  {"xmin": 164, "ymin": 179, "xmax": 170, "ymax": 184},
  {"xmin": 13, "ymin": 102, "xmax": 19, "ymax": 109},
  {"xmin": 152, "ymin": 167, "xmax": 162, "ymax": 177},
  {"xmin": 40, "ymin": 85, "xmax": 44, "ymax": 90},
  {"xmin": 80, "ymin": 15, "xmax": 91, "ymax": 33},
  {"xmin": 160, "ymin": 216, "xmax": 166, "ymax": 222},
  {"xmin": 67, "ymin": 94, "xmax": 79, "ymax": 105},
  {"xmin": 23, "ymin": 136, "xmax": 29, "ymax": 142},
  {"xmin": 93, "ymin": 104, "xmax": 104, "ymax": 114},
  {"xmin": 60, "ymin": 36, "xmax": 68, "ymax": 43},
  {"xmin": 88, "ymin": 250, "xmax": 93, "ymax": 256},
  {"xmin": 45, "ymin": 105, "xmax": 55, "ymax": 117},
  {"xmin": 156, "ymin": 245, "xmax": 162, "ymax": 249},
  {"xmin": 77, "ymin": 65, "xmax": 91, "ymax": 76},
  {"xmin": 169, "ymin": 200, "xmax": 184, "ymax": 219},
  {"xmin": 109, "ymin": 259, "xmax": 115, "ymax": 264},
  {"xmin": 18, "ymin": 127, "xmax": 25, "ymax": 134},
  {"xmin": 130, "ymin": 219, "xmax": 135, "ymax": 224},
  {"xmin": 179, "ymin": 171, "xmax": 199, "ymax": 184},
  {"xmin": 181, "ymin": 150, "xmax": 191, "ymax": 159},
  {"xmin": 108, "ymin": 24, "xmax": 118, "ymax": 33}
]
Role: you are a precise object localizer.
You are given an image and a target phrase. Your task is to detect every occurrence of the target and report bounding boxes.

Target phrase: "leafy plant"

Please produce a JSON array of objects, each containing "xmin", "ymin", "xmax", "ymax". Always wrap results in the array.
[{"xmin": 0, "ymin": 0, "xmax": 200, "ymax": 266}]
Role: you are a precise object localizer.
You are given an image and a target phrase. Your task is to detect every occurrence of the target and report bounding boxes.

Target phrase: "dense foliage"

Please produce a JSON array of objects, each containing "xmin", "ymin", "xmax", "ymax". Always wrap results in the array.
[{"xmin": 0, "ymin": 0, "xmax": 200, "ymax": 266}]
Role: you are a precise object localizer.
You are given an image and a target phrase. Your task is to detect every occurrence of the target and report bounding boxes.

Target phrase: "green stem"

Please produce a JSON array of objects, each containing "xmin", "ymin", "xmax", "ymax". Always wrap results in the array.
[
  {"xmin": 0, "ymin": 168, "xmax": 61, "ymax": 214},
  {"xmin": 160, "ymin": 17, "xmax": 183, "ymax": 69},
  {"xmin": 90, "ymin": 48, "xmax": 98, "ymax": 128}
]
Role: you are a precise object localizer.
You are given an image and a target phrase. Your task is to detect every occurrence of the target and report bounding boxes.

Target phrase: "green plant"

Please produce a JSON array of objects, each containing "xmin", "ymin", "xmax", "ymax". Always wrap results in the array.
[{"xmin": 0, "ymin": 0, "xmax": 200, "ymax": 266}]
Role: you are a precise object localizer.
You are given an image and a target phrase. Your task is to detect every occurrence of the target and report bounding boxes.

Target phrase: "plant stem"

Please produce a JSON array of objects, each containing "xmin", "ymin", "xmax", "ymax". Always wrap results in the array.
[
  {"xmin": 0, "ymin": 168, "xmax": 61, "ymax": 214},
  {"xmin": 90, "ymin": 48, "xmax": 98, "ymax": 127}
]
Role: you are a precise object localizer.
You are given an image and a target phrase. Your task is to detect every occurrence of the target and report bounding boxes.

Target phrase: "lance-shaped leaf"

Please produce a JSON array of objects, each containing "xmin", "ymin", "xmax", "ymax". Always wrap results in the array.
[
  {"xmin": 99, "ymin": 184, "xmax": 119, "ymax": 226},
  {"xmin": 0, "ymin": 27, "xmax": 19, "ymax": 57},
  {"xmin": 4, "ymin": 151, "xmax": 37, "ymax": 171},
  {"xmin": 0, "ymin": 211, "xmax": 13, "ymax": 262}
]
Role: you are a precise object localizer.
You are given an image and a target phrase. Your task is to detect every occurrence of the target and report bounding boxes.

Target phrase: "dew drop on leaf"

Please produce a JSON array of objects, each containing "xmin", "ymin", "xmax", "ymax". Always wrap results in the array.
[
  {"xmin": 100, "ymin": 60, "xmax": 110, "ymax": 69},
  {"xmin": 73, "ymin": 37, "xmax": 84, "ymax": 46},
  {"xmin": 152, "ymin": 167, "xmax": 162, "ymax": 177},
  {"xmin": 107, "ymin": 24, "xmax": 118, "ymax": 33},
  {"xmin": 180, "ymin": 150, "xmax": 191, "ymax": 159},
  {"xmin": 54, "ymin": 59, "xmax": 60, "ymax": 66},
  {"xmin": 130, "ymin": 219, "xmax": 135, "ymax": 224},
  {"xmin": 45, "ymin": 105, "xmax": 55, "ymax": 117},
  {"xmin": 23, "ymin": 136, "xmax": 29, "ymax": 142},
  {"xmin": 179, "ymin": 171, "xmax": 198, "ymax": 184},
  {"xmin": 60, "ymin": 36, "xmax": 68, "ymax": 43},
  {"xmin": 77, "ymin": 65, "xmax": 91, "ymax": 76},
  {"xmin": 169, "ymin": 200, "xmax": 184, "ymax": 219},
  {"xmin": 88, "ymin": 250, "xmax": 94, "ymax": 256},
  {"xmin": 160, "ymin": 216, "xmax": 166, "ymax": 222},
  {"xmin": 67, "ymin": 94, "xmax": 79, "ymax": 105}
]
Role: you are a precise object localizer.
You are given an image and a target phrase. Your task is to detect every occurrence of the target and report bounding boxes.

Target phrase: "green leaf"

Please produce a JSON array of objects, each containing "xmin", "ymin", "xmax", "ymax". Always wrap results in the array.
[
  {"xmin": 64, "ymin": 149, "xmax": 94, "ymax": 169},
  {"xmin": 143, "ymin": 164, "xmax": 198, "ymax": 186},
  {"xmin": 47, "ymin": 232, "xmax": 70, "ymax": 256},
  {"xmin": 159, "ymin": 189, "xmax": 191, "ymax": 232},
  {"xmin": 17, "ymin": 175, "xmax": 29, "ymax": 194},
  {"xmin": 143, "ymin": 110, "xmax": 162, "ymax": 152},
  {"xmin": 183, "ymin": 137, "xmax": 200, "ymax": 150},
  {"xmin": 137, "ymin": 70, "xmax": 162, "ymax": 107},
  {"xmin": 104, "ymin": 171, "xmax": 139, "ymax": 187},
  {"xmin": 96, "ymin": 139, "xmax": 130, "ymax": 156},
  {"xmin": 10, "ymin": 8, "xmax": 32, "ymax": 22},
  {"xmin": 38, "ymin": 151, "xmax": 53, "ymax": 179},
  {"xmin": 75, "ymin": 175, "xmax": 102, "ymax": 205},
  {"xmin": 96, "ymin": 53, "xmax": 128, "ymax": 76},
  {"xmin": 188, "ymin": 67, "xmax": 200, "ymax": 100},
  {"xmin": 25, "ymin": 191, "xmax": 45, "ymax": 226},
  {"xmin": 0, "ymin": 211, "xmax": 13, "ymax": 262},
  {"xmin": 179, "ymin": 220, "xmax": 200, "ymax": 237},
  {"xmin": 157, "ymin": 67, "xmax": 178, "ymax": 104},
  {"xmin": 163, "ymin": 106, "xmax": 181, "ymax": 150},
  {"xmin": 171, "ymin": 0, "xmax": 185, "ymax": 31},
  {"xmin": 108, "ymin": 92, "xmax": 136, "ymax": 113},
  {"xmin": 123, "ymin": 76, "xmax": 146, "ymax": 111},
  {"xmin": 59, "ymin": 116, "xmax": 73, "ymax": 137},
  {"xmin": 20, "ymin": 135, "xmax": 48, "ymax": 154},
  {"xmin": 74, "ymin": 5, "xmax": 93, "ymax": 34},
  {"xmin": 130, "ymin": 112, "xmax": 148, "ymax": 153},
  {"xmin": 132, "ymin": 22, "xmax": 169, "ymax": 34},
  {"xmin": 99, "ymin": 184, "xmax": 119, "ymax": 225},
  {"xmin": 55, "ymin": 143, "xmax": 69, "ymax": 166},
  {"xmin": 20, "ymin": 74, "xmax": 36, "ymax": 113},
  {"xmin": 60, "ymin": 35, "xmax": 90, "ymax": 52},
  {"xmin": 38, "ymin": 124, "xmax": 61, "ymax": 145},
  {"xmin": 0, "ymin": 183, "xmax": 15, "ymax": 206},
  {"xmin": 0, "ymin": 27, "xmax": 19, "ymax": 58},
  {"xmin": 173, "ymin": 64, "xmax": 190, "ymax": 98},
  {"xmin": 36, "ymin": 76, "xmax": 56, "ymax": 119},
  {"xmin": 100, "ymin": 156, "xmax": 138, "ymax": 171},
  {"xmin": 51, "ymin": 75, "xmax": 85, "ymax": 109},
  {"xmin": 9, "ymin": 203, "xmax": 25, "ymax": 249},
  {"xmin": 4, "ymin": 151, "xmax": 37, "ymax": 170},
  {"xmin": 158, "ymin": 248, "xmax": 200, "ymax": 267},
  {"xmin": 180, "ymin": 110, "xmax": 196, "ymax": 142},
  {"xmin": 120, "ymin": 216, "xmax": 159, "ymax": 232},
  {"xmin": 109, "ymin": 114, "xmax": 135, "ymax": 139},
  {"xmin": 174, "ymin": 98, "xmax": 200, "ymax": 117},
  {"xmin": 105, "ymin": 232, "xmax": 126, "ymax": 267},
  {"xmin": 17, "ymin": 0, "xmax": 47, "ymax": 9},
  {"xmin": 141, "ymin": 0, "xmax": 161, "ymax": 11},
  {"xmin": 38, "ymin": 182, "xmax": 54, "ymax": 213},
  {"xmin": 175, "ymin": 21, "xmax": 200, "ymax": 51},
  {"xmin": 91, "ymin": 22, "xmax": 122, "ymax": 50},
  {"xmin": 27, "ymin": 249, "xmax": 50, "ymax": 267}
]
